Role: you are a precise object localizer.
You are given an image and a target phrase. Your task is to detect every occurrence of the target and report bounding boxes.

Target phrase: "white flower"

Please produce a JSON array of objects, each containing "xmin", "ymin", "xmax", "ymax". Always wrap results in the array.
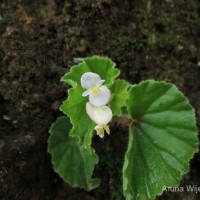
[
  {"xmin": 81, "ymin": 72, "xmax": 110, "ymax": 106},
  {"xmin": 86, "ymin": 102, "xmax": 112, "ymax": 138}
]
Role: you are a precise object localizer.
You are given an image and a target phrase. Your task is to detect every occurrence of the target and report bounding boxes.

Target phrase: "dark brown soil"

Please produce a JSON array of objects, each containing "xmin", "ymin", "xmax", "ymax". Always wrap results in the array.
[{"xmin": 0, "ymin": 0, "xmax": 200, "ymax": 200}]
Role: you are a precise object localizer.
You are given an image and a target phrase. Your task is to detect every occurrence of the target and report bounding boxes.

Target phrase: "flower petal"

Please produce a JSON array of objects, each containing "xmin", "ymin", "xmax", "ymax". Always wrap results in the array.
[
  {"xmin": 86, "ymin": 102, "xmax": 112, "ymax": 125},
  {"xmin": 81, "ymin": 72, "xmax": 101, "ymax": 89},
  {"xmin": 82, "ymin": 89, "xmax": 91, "ymax": 97},
  {"xmin": 89, "ymin": 85, "xmax": 110, "ymax": 106},
  {"xmin": 96, "ymin": 80, "xmax": 105, "ymax": 87}
]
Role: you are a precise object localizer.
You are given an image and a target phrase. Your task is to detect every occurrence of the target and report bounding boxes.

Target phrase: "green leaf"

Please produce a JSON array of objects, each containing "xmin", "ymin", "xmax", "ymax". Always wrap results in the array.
[
  {"xmin": 61, "ymin": 56, "xmax": 120, "ymax": 86},
  {"xmin": 60, "ymin": 56, "xmax": 120, "ymax": 148},
  {"xmin": 123, "ymin": 80, "xmax": 198, "ymax": 200},
  {"xmin": 109, "ymin": 79, "xmax": 130, "ymax": 116},
  {"xmin": 48, "ymin": 116, "xmax": 100, "ymax": 190}
]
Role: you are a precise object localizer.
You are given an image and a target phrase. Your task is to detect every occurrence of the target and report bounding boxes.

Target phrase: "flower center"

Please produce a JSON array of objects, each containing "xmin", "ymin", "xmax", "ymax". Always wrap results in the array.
[{"xmin": 91, "ymin": 86, "xmax": 101, "ymax": 94}]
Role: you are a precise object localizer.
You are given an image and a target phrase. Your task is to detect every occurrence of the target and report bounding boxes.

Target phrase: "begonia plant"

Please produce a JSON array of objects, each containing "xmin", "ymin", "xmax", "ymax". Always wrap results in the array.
[{"xmin": 48, "ymin": 56, "xmax": 198, "ymax": 200}]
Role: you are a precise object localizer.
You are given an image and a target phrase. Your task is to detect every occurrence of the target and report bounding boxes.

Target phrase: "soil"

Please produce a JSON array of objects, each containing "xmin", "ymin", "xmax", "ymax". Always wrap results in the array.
[{"xmin": 0, "ymin": 0, "xmax": 200, "ymax": 200}]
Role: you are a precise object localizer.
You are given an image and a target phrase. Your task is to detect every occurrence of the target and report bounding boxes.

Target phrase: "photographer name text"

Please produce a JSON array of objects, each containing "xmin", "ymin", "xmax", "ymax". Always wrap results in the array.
[{"xmin": 163, "ymin": 185, "xmax": 200, "ymax": 193}]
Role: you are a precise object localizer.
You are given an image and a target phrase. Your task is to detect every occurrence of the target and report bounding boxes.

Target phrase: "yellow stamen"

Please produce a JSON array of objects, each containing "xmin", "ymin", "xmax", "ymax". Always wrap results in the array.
[
  {"xmin": 91, "ymin": 86, "xmax": 101, "ymax": 94},
  {"xmin": 95, "ymin": 124, "xmax": 110, "ymax": 138},
  {"xmin": 103, "ymin": 125, "xmax": 110, "ymax": 135}
]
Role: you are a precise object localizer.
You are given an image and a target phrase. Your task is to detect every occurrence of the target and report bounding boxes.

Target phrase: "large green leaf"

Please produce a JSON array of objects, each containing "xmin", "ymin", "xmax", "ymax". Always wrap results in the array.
[
  {"xmin": 109, "ymin": 79, "xmax": 130, "ymax": 116},
  {"xmin": 48, "ymin": 116, "xmax": 100, "ymax": 190},
  {"xmin": 60, "ymin": 56, "xmax": 120, "ymax": 148},
  {"xmin": 123, "ymin": 80, "xmax": 198, "ymax": 200}
]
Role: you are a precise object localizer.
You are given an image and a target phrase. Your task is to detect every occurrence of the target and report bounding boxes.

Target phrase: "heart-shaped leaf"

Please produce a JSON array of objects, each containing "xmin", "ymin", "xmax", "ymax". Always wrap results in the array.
[
  {"xmin": 48, "ymin": 116, "xmax": 100, "ymax": 190},
  {"xmin": 123, "ymin": 80, "xmax": 198, "ymax": 200}
]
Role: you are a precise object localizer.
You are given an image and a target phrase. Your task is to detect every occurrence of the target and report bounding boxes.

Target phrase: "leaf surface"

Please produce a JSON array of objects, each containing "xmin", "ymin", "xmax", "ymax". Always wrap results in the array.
[
  {"xmin": 48, "ymin": 116, "xmax": 100, "ymax": 190},
  {"xmin": 123, "ymin": 80, "xmax": 198, "ymax": 200},
  {"xmin": 109, "ymin": 79, "xmax": 130, "ymax": 116}
]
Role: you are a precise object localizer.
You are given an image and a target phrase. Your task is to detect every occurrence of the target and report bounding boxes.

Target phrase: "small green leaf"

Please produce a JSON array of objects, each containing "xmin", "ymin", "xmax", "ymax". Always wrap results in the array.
[
  {"xmin": 61, "ymin": 56, "xmax": 120, "ymax": 86},
  {"xmin": 60, "ymin": 56, "xmax": 120, "ymax": 148},
  {"xmin": 109, "ymin": 79, "xmax": 130, "ymax": 116},
  {"xmin": 123, "ymin": 80, "xmax": 198, "ymax": 200},
  {"xmin": 48, "ymin": 116, "xmax": 100, "ymax": 190}
]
